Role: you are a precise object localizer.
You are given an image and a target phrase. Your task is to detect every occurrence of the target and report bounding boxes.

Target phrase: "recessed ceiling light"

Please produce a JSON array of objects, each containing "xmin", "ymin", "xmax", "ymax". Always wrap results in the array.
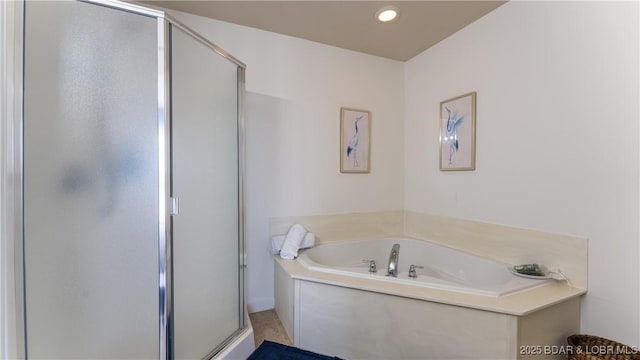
[{"xmin": 376, "ymin": 6, "xmax": 400, "ymax": 23}]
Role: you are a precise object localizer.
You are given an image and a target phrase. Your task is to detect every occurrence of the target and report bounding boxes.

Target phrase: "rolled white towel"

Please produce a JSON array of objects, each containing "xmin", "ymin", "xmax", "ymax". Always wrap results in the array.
[
  {"xmin": 302, "ymin": 232, "xmax": 315, "ymax": 249},
  {"xmin": 271, "ymin": 232, "xmax": 316, "ymax": 255},
  {"xmin": 271, "ymin": 236, "xmax": 284, "ymax": 255},
  {"xmin": 279, "ymin": 224, "xmax": 308, "ymax": 260}
]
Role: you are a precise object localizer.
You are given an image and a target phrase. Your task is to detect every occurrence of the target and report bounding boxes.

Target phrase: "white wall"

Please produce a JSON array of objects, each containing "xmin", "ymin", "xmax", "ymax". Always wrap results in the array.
[
  {"xmin": 405, "ymin": 1, "xmax": 639, "ymax": 345},
  {"xmin": 169, "ymin": 11, "xmax": 405, "ymax": 312}
]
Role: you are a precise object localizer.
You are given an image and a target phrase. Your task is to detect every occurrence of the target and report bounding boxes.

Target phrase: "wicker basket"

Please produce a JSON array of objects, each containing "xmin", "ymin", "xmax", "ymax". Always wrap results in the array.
[{"xmin": 567, "ymin": 335, "xmax": 640, "ymax": 360}]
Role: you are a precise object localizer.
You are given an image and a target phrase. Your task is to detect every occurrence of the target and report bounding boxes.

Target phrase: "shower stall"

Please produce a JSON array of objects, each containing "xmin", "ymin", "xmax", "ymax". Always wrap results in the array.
[{"xmin": 2, "ymin": 0, "xmax": 248, "ymax": 358}]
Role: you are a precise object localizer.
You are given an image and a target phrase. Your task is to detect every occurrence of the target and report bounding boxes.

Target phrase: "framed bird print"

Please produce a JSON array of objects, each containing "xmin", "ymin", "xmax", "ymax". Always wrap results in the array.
[
  {"xmin": 340, "ymin": 107, "xmax": 371, "ymax": 173},
  {"xmin": 439, "ymin": 92, "xmax": 476, "ymax": 171}
]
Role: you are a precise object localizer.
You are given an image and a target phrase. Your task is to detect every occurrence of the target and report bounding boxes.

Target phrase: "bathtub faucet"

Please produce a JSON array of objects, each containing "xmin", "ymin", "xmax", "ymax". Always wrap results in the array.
[{"xmin": 386, "ymin": 243, "xmax": 400, "ymax": 277}]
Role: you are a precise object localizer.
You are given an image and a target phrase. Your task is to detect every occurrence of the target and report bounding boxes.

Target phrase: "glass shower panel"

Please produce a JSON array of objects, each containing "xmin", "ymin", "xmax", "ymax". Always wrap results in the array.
[
  {"xmin": 171, "ymin": 26, "xmax": 240, "ymax": 359},
  {"xmin": 23, "ymin": 2, "xmax": 159, "ymax": 358}
]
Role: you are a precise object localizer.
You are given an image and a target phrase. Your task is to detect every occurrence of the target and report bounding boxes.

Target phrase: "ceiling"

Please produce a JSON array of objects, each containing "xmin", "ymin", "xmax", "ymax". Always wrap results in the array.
[{"xmin": 138, "ymin": 1, "xmax": 506, "ymax": 61}]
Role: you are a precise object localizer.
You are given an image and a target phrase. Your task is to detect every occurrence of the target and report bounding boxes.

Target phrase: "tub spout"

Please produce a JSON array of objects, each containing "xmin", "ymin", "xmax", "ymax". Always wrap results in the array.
[{"xmin": 386, "ymin": 243, "xmax": 400, "ymax": 277}]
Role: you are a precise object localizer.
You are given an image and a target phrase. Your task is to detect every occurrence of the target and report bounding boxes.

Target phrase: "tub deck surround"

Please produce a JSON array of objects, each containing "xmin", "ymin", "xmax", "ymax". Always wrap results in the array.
[
  {"xmin": 404, "ymin": 211, "xmax": 588, "ymax": 290},
  {"xmin": 270, "ymin": 211, "xmax": 588, "ymax": 290},
  {"xmin": 271, "ymin": 212, "xmax": 587, "ymax": 359},
  {"xmin": 275, "ymin": 257, "xmax": 583, "ymax": 359},
  {"xmin": 275, "ymin": 255, "xmax": 584, "ymax": 317}
]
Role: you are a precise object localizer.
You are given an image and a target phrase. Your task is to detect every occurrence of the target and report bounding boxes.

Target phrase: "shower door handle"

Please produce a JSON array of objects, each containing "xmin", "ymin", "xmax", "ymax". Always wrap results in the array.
[{"xmin": 170, "ymin": 197, "xmax": 180, "ymax": 216}]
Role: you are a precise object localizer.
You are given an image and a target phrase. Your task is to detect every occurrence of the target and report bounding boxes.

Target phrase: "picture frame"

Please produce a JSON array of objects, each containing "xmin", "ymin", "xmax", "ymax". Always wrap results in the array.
[
  {"xmin": 439, "ymin": 92, "xmax": 476, "ymax": 171},
  {"xmin": 340, "ymin": 107, "xmax": 371, "ymax": 173}
]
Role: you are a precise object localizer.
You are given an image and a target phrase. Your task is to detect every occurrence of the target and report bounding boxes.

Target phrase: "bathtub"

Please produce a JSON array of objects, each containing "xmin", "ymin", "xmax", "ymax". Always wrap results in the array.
[
  {"xmin": 297, "ymin": 237, "xmax": 546, "ymax": 297},
  {"xmin": 276, "ymin": 233, "xmax": 584, "ymax": 359}
]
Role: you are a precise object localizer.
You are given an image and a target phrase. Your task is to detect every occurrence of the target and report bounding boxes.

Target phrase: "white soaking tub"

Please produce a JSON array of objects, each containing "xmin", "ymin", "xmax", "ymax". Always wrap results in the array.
[
  {"xmin": 275, "ymin": 236, "xmax": 585, "ymax": 359},
  {"xmin": 297, "ymin": 237, "xmax": 546, "ymax": 297}
]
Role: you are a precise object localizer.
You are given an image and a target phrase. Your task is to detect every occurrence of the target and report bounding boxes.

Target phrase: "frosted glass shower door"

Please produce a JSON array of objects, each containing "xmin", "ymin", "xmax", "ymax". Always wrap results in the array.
[
  {"xmin": 22, "ymin": 1, "xmax": 159, "ymax": 358},
  {"xmin": 171, "ymin": 27, "xmax": 242, "ymax": 358}
]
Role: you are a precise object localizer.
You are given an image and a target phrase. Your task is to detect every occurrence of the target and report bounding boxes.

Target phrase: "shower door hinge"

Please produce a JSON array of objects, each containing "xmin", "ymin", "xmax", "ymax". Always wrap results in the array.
[{"xmin": 170, "ymin": 197, "xmax": 180, "ymax": 216}]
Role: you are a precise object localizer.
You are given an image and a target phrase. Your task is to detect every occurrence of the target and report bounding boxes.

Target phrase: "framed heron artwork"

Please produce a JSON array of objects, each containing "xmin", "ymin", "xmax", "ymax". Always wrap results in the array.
[
  {"xmin": 340, "ymin": 107, "xmax": 371, "ymax": 173},
  {"xmin": 439, "ymin": 92, "xmax": 476, "ymax": 171}
]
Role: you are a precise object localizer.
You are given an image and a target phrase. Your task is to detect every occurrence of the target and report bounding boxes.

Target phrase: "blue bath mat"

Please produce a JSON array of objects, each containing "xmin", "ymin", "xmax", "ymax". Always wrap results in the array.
[{"xmin": 248, "ymin": 340, "xmax": 342, "ymax": 360}]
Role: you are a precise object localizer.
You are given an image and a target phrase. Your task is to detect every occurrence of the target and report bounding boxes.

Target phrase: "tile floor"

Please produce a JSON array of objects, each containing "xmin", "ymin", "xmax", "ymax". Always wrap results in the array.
[{"xmin": 248, "ymin": 309, "xmax": 293, "ymax": 347}]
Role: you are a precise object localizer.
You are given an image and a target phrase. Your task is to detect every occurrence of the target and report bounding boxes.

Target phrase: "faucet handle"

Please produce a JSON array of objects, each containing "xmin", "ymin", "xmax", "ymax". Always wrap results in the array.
[
  {"xmin": 408, "ymin": 264, "xmax": 424, "ymax": 278},
  {"xmin": 362, "ymin": 259, "xmax": 377, "ymax": 273}
]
